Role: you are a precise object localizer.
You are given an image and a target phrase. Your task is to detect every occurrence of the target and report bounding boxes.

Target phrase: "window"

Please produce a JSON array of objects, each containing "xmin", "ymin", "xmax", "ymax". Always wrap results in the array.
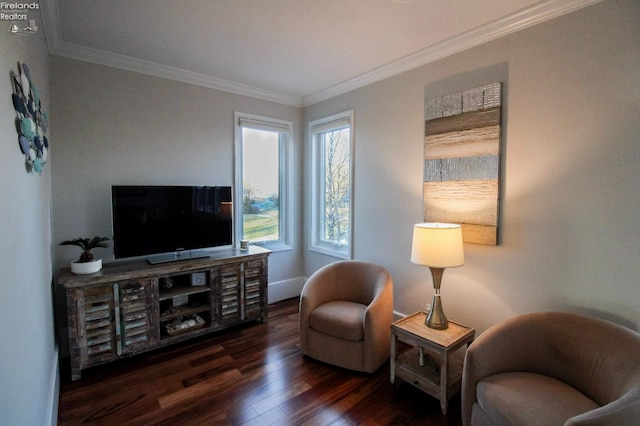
[
  {"xmin": 309, "ymin": 110, "xmax": 354, "ymax": 258},
  {"xmin": 234, "ymin": 112, "xmax": 292, "ymax": 250}
]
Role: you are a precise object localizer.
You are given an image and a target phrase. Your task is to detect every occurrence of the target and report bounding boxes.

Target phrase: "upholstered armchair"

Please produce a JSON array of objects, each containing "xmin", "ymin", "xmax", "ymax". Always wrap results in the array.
[
  {"xmin": 462, "ymin": 311, "xmax": 640, "ymax": 426},
  {"xmin": 299, "ymin": 260, "xmax": 394, "ymax": 373}
]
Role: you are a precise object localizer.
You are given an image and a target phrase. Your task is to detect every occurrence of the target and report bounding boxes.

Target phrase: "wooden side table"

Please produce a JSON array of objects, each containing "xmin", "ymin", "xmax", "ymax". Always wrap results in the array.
[{"xmin": 390, "ymin": 311, "xmax": 475, "ymax": 415}]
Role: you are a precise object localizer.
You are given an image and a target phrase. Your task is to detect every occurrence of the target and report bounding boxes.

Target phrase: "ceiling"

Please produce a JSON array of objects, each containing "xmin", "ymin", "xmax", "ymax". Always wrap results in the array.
[{"xmin": 42, "ymin": 0, "xmax": 601, "ymax": 106}]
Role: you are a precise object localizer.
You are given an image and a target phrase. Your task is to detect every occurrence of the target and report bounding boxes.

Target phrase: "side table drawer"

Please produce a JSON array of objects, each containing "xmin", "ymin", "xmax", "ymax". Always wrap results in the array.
[
  {"xmin": 396, "ymin": 367, "xmax": 440, "ymax": 397},
  {"xmin": 396, "ymin": 347, "xmax": 440, "ymax": 396}
]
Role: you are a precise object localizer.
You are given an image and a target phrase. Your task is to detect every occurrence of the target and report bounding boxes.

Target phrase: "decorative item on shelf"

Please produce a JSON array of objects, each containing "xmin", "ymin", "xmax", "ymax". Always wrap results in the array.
[
  {"xmin": 191, "ymin": 272, "xmax": 206, "ymax": 286},
  {"xmin": 165, "ymin": 314, "xmax": 205, "ymax": 336},
  {"xmin": 10, "ymin": 62, "xmax": 49, "ymax": 174},
  {"xmin": 172, "ymin": 294, "xmax": 188, "ymax": 307},
  {"xmin": 240, "ymin": 239, "xmax": 249, "ymax": 250},
  {"xmin": 162, "ymin": 277, "xmax": 174, "ymax": 289},
  {"xmin": 411, "ymin": 223, "xmax": 464, "ymax": 330},
  {"xmin": 60, "ymin": 236, "xmax": 110, "ymax": 275}
]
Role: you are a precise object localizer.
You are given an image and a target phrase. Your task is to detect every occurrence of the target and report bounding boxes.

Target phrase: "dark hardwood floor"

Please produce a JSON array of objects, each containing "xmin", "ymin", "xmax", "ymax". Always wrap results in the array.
[{"xmin": 58, "ymin": 298, "xmax": 462, "ymax": 425}]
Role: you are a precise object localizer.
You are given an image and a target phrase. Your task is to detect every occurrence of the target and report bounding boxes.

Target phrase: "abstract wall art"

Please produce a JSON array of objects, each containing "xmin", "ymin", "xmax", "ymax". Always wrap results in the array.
[{"xmin": 423, "ymin": 83, "xmax": 502, "ymax": 245}]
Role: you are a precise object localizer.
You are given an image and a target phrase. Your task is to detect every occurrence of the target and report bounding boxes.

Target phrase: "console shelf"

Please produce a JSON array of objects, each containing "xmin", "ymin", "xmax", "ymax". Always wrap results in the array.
[
  {"xmin": 158, "ymin": 285, "xmax": 211, "ymax": 301},
  {"xmin": 58, "ymin": 246, "xmax": 270, "ymax": 380},
  {"xmin": 160, "ymin": 303, "xmax": 208, "ymax": 321}
]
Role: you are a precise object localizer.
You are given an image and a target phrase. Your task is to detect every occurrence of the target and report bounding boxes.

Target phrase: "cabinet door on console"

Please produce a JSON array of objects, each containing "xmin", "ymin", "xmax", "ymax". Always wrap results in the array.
[
  {"xmin": 214, "ymin": 264, "xmax": 242, "ymax": 327},
  {"xmin": 74, "ymin": 285, "xmax": 118, "ymax": 369},
  {"xmin": 244, "ymin": 259, "xmax": 267, "ymax": 322},
  {"xmin": 117, "ymin": 279, "xmax": 159, "ymax": 354}
]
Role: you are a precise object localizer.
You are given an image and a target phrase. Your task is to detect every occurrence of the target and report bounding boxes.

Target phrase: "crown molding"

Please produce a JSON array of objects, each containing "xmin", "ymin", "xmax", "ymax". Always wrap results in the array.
[
  {"xmin": 52, "ymin": 41, "xmax": 304, "ymax": 107},
  {"xmin": 41, "ymin": 0, "xmax": 303, "ymax": 107},
  {"xmin": 42, "ymin": 0, "xmax": 602, "ymax": 109},
  {"xmin": 302, "ymin": 0, "xmax": 604, "ymax": 106}
]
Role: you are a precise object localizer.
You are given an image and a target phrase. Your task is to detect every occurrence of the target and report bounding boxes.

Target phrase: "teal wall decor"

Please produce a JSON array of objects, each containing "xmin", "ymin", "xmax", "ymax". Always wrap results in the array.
[{"xmin": 11, "ymin": 62, "xmax": 48, "ymax": 174}]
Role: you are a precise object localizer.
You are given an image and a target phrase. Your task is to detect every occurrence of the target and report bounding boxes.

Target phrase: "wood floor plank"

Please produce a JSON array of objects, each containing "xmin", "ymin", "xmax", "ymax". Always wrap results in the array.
[
  {"xmin": 58, "ymin": 297, "xmax": 462, "ymax": 425},
  {"xmin": 158, "ymin": 368, "xmax": 243, "ymax": 408}
]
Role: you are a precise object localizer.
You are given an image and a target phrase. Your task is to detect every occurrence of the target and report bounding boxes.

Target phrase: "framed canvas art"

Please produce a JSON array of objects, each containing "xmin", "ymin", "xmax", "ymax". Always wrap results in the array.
[{"xmin": 423, "ymin": 83, "xmax": 502, "ymax": 245}]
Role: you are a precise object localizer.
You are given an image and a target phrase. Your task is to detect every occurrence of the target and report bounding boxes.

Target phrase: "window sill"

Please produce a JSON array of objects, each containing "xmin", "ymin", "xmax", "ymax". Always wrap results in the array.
[
  {"xmin": 309, "ymin": 245, "xmax": 350, "ymax": 260},
  {"xmin": 250, "ymin": 241, "xmax": 292, "ymax": 253}
]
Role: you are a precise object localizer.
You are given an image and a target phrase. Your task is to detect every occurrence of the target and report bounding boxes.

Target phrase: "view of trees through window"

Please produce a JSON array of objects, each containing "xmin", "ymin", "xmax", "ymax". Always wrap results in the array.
[
  {"xmin": 320, "ymin": 127, "xmax": 350, "ymax": 246},
  {"xmin": 242, "ymin": 127, "xmax": 280, "ymax": 242}
]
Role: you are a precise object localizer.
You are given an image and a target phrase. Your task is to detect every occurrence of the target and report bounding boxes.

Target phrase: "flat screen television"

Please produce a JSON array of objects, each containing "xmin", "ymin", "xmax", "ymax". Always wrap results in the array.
[{"xmin": 111, "ymin": 185, "xmax": 232, "ymax": 264}]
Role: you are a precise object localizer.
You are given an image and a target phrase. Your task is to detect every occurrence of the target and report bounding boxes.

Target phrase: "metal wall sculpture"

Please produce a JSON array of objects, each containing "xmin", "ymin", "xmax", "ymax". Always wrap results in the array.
[{"xmin": 11, "ymin": 62, "xmax": 49, "ymax": 174}]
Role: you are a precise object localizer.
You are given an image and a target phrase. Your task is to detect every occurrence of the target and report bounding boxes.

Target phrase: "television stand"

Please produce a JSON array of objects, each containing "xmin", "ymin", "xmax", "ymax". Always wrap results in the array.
[{"xmin": 58, "ymin": 246, "xmax": 270, "ymax": 380}]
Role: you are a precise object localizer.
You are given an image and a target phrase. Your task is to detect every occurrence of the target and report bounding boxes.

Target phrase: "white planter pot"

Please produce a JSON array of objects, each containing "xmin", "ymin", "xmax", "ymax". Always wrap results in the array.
[{"xmin": 71, "ymin": 258, "xmax": 102, "ymax": 274}]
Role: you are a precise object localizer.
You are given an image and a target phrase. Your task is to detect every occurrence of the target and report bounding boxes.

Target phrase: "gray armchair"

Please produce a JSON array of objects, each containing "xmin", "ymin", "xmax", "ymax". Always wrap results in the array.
[
  {"xmin": 462, "ymin": 311, "xmax": 640, "ymax": 426},
  {"xmin": 299, "ymin": 260, "xmax": 393, "ymax": 373}
]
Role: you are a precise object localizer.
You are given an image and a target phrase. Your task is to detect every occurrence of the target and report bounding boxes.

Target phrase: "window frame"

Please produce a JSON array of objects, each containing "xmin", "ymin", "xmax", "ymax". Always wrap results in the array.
[
  {"xmin": 234, "ymin": 111, "xmax": 292, "ymax": 252},
  {"xmin": 309, "ymin": 110, "xmax": 354, "ymax": 259}
]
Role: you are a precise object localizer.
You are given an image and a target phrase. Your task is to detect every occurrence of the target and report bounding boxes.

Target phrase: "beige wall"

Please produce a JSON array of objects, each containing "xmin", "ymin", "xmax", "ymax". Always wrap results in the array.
[
  {"xmin": 304, "ymin": 0, "xmax": 640, "ymax": 332},
  {"xmin": 50, "ymin": 57, "xmax": 304, "ymax": 285},
  {"xmin": 0, "ymin": 20, "xmax": 57, "ymax": 425}
]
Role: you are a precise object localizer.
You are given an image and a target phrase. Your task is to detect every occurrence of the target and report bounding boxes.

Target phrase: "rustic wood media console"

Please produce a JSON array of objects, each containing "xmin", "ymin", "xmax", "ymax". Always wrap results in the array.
[{"xmin": 58, "ymin": 246, "xmax": 270, "ymax": 380}]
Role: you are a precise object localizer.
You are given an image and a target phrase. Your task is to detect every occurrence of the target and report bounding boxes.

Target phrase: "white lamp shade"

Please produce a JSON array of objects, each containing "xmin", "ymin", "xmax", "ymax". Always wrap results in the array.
[{"xmin": 411, "ymin": 223, "xmax": 464, "ymax": 268}]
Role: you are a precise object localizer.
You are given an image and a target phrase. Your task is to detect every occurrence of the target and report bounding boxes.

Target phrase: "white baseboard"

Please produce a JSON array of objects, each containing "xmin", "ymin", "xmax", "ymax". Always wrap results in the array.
[
  {"xmin": 47, "ymin": 346, "xmax": 60, "ymax": 426},
  {"xmin": 268, "ymin": 277, "xmax": 306, "ymax": 304}
]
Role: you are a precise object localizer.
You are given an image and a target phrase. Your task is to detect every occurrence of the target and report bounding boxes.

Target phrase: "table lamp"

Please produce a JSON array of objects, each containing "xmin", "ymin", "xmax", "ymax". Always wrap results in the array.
[{"xmin": 411, "ymin": 223, "xmax": 464, "ymax": 329}]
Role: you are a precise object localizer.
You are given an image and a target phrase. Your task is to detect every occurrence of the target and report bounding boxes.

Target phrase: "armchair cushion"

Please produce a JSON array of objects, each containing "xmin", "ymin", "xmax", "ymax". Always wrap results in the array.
[
  {"xmin": 476, "ymin": 372, "xmax": 598, "ymax": 426},
  {"xmin": 309, "ymin": 301, "xmax": 366, "ymax": 342}
]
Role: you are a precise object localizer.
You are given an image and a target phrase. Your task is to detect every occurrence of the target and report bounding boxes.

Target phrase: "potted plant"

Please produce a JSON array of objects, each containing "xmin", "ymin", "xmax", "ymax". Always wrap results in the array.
[{"xmin": 60, "ymin": 236, "xmax": 110, "ymax": 274}]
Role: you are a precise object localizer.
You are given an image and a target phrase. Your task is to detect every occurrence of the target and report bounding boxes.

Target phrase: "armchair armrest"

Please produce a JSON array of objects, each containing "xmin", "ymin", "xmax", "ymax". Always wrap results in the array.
[
  {"xmin": 299, "ymin": 267, "xmax": 333, "ymax": 352},
  {"xmin": 566, "ymin": 387, "xmax": 640, "ymax": 425},
  {"xmin": 363, "ymin": 272, "xmax": 394, "ymax": 371}
]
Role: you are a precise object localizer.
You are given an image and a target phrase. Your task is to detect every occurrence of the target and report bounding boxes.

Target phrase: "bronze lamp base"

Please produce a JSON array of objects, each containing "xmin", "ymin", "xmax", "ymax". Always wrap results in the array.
[{"xmin": 426, "ymin": 267, "xmax": 449, "ymax": 330}]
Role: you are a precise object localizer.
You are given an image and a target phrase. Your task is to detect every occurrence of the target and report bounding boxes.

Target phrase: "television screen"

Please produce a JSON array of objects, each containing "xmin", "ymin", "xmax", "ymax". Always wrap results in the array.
[{"xmin": 111, "ymin": 186, "xmax": 232, "ymax": 262}]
